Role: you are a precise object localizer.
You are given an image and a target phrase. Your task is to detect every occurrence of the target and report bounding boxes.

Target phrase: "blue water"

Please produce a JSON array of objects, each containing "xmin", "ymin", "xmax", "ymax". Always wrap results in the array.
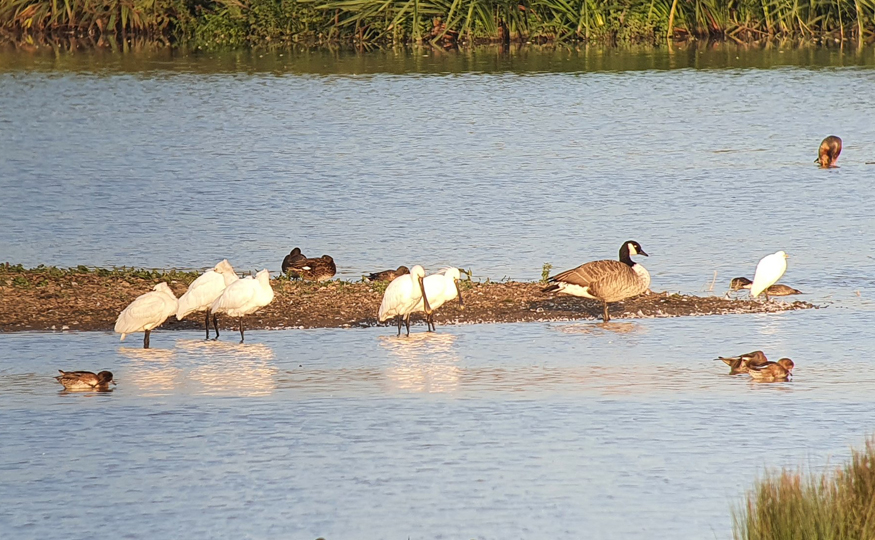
[{"xmin": 2, "ymin": 44, "xmax": 875, "ymax": 538}]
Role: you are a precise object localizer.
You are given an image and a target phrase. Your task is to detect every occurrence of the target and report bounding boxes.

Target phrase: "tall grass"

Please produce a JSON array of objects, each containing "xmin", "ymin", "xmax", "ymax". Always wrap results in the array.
[
  {"xmin": 1, "ymin": 0, "xmax": 873, "ymax": 44},
  {"xmin": 733, "ymin": 436, "xmax": 875, "ymax": 540}
]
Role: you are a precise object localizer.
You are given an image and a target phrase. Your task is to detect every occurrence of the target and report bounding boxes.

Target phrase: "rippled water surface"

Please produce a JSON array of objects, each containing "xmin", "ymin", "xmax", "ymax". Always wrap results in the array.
[{"xmin": 2, "ymin": 44, "xmax": 875, "ymax": 538}]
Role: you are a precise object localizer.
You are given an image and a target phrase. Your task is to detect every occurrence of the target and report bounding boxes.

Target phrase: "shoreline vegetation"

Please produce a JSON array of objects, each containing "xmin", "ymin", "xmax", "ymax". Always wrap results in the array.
[
  {"xmin": 733, "ymin": 437, "xmax": 875, "ymax": 539},
  {"xmin": 0, "ymin": 263, "xmax": 815, "ymax": 333},
  {"xmin": 1, "ymin": 0, "xmax": 874, "ymax": 48}
]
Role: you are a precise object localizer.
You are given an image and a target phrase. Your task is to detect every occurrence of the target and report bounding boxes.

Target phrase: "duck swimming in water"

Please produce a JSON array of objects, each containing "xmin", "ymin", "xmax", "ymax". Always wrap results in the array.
[
  {"xmin": 717, "ymin": 350, "xmax": 768, "ymax": 375},
  {"xmin": 817, "ymin": 135, "xmax": 842, "ymax": 168},
  {"xmin": 748, "ymin": 358, "xmax": 794, "ymax": 381},
  {"xmin": 55, "ymin": 370, "xmax": 115, "ymax": 391}
]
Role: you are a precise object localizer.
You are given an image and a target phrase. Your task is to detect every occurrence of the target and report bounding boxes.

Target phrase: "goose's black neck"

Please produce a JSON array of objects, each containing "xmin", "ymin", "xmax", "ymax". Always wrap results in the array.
[{"xmin": 618, "ymin": 244, "xmax": 635, "ymax": 267}]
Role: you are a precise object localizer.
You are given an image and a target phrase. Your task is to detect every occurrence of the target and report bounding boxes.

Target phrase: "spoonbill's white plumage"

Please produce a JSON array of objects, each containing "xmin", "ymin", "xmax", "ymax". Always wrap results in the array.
[
  {"xmin": 378, "ymin": 265, "xmax": 432, "ymax": 336},
  {"xmin": 114, "ymin": 282, "xmax": 179, "ymax": 349},
  {"xmin": 413, "ymin": 267, "xmax": 465, "ymax": 332},
  {"xmin": 210, "ymin": 269, "xmax": 275, "ymax": 343},
  {"xmin": 750, "ymin": 251, "xmax": 788, "ymax": 300},
  {"xmin": 176, "ymin": 259, "xmax": 239, "ymax": 340}
]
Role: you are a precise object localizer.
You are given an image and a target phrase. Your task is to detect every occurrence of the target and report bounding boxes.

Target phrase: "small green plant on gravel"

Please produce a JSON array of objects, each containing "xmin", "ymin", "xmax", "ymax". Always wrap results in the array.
[
  {"xmin": 11, "ymin": 276, "xmax": 30, "ymax": 288},
  {"xmin": 541, "ymin": 262, "xmax": 553, "ymax": 284}
]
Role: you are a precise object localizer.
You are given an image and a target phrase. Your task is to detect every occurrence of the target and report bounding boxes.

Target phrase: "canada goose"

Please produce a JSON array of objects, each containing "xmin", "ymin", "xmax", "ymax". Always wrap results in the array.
[
  {"xmin": 817, "ymin": 136, "xmax": 842, "ymax": 168},
  {"xmin": 293, "ymin": 255, "xmax": 336, "ymax": 282},
  {"xmin": 413, "ymin": 268, "xmax": 465, "ymax": 332},
  {"xmin": 750, "ymin": 251, "xmax": 788, "ymax": 301},
  {"xmin": 717, "ymin": 350, "xmax": 768, "ymax": 375},
  {"xmin": 542, "ymin": 240, "xmax": 650, "ymax": 322},
  {"xmin": 368, "ymin": 266, "xmax": 410, "ymax": 282},
  {"xmin": 282, "ymin": 248, "xmax": 307, "ymax": 278},
  {"xmin": 730, "ymin": 277, "xmax": 801, "ymax": 296},
  {"xmin": 210, "ymin": 269, "xmax": 275, "ymax": 343},
  {"xmin": 114, "ymin": 282, "xmax": 179, "ymax": 349},
  {"xmin": 55, "ymin": 370, "xmax": 115, "ymax": 391},
  {"xmin": 378, "ymin": 265, "xmax": 432, "ymax": 336},
  {"xmin": 748, "ymin": 358, "xmax": 794, "ymax": 381},
  {"xmin": 176, "ymin": 259, "xmax": 239, "ymax": 340}
]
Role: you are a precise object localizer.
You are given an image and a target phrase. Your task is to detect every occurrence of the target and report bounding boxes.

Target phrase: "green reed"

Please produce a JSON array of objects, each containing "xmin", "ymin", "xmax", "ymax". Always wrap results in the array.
[
  {"xmin": 0, "ymin": 0, "xmax": 873, "ymax": 45},
  {"xmin": 733, "ymin": 436, "xmax": 875, "ymax": 540}
]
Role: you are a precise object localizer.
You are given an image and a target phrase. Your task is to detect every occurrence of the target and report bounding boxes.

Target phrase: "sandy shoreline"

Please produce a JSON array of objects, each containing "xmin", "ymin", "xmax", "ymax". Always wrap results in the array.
[{"xmin": 0, "ymin": 266, "xmax": 816, "ymax": 333}]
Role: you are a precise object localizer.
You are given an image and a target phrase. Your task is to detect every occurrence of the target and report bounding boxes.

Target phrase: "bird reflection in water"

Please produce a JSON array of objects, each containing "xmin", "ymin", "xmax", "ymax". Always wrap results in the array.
[
  {"xmin": 379, "ymin": 332, "xmax": 461, "ymax": 393},
  {"xmin": 179, "ymin": 340, "xmax": 277, "ymax": 397},
  {"xmin": 557, "ymin": 321, "xmax": 643, "ymax": 335},
  {"xmin": 119, "ymin": 347, "xmax": 181, "ymax": 395}
]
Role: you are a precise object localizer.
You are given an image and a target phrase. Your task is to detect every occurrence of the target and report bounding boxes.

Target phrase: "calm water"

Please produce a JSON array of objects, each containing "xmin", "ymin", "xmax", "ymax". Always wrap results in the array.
[{"xmin": 2, "ymin": 43, "xmax": 875, "ymax": 538}]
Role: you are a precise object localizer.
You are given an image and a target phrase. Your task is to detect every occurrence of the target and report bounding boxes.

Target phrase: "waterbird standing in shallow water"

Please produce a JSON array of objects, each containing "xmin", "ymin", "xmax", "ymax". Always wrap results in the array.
[
  {"xmin": 115, "ymin": 282, "xmax": 179, "ymax": 349},
  {"xmin": 748, "ymin": 358, "xmax": 794, "ymax": 381},
  {"xmin": 176, "ymin": 259, "xmax": 239, "ymax": 340},
  {"xmin": 378, "ymin": 265, "xmax": 432, "ymax": 336},
  {"xmin": 750, "ymin": 251, "xmax": 789, "ymax": 301},
  {"xmin": 368, "ymin": 266, "xmax": 410, "ymax": 282},
  {"xmin": 55, "ymin": 370, "xmax": 115, "ymax": 391},
  {"xmin": 413, "ymin": 267, "xmax": 466, "ymax": 332},
  {"xmin": 210, "ymin": 269, "xmax": 275, "ymax": 343},
  {"xmin": 542, "ymin": 240, "xmax": 650, "ymax": 322},
  {"xmin": 817, "ymin": 135, "xmax": 842, "ymax": 168},
  {"xmin": 281, "ymin": 248, "xmax": 307, "ymax": 278}
]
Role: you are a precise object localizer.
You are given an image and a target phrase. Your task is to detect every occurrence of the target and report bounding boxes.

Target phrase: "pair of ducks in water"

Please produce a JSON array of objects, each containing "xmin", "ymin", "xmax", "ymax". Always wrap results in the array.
[{"xmin": 718, "ymin": 351, "xmax": 795, "ymax": 382}]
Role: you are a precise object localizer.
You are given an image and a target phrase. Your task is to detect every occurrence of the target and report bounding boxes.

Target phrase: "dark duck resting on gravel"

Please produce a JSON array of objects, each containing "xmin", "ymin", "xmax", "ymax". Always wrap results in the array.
[
  {"xmin": 368, "ymin": 266, "xmax": 410, "ymax": 282},
  {"xmin": 729, "ymin": 277, "xmax": 802, "ymax": 296},
  {"xmin": 295, "ymin": 255, "xmax": 337, "ymax": 282},
  {"xmin": 542, "ymin": 240, "xmax": 650, "ymax": 322},
  {"xmin": 55, "ymin": 370, "xmax": 115, "ymax": 391},
  {"xmin": 281, "ymin": 247, "xmax": 307, "ymax": 278}
]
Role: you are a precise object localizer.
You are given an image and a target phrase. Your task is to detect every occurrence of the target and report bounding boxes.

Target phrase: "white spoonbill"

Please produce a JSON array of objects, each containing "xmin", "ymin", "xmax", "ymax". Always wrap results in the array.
[
  {"xmin": 210, "ymin": 269, "xmax": 275, "ymax": 343},
  {"xmin": 115, "ymin": 282, "xmax": 179, "ymax": 349},
  {"xmin": 176, "ymin": 259, "xmax": 239, "ymax": 340},
  {"xmin": 413, "ymin": 267, "xmax": 465, "ymax": 332},
  {"xmin": 378, "ymin": 265, "xmax": 432, "ymax": 336},
  {"xmin": 750, "ymin": 251, "xmax": 789, "ymax": 301}
]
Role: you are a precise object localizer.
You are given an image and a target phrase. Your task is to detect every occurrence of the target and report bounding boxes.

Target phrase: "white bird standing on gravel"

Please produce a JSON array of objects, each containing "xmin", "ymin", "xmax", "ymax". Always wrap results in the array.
[
  {"xmin": 176, "ymin": 259, "xmax": 239, "ymax": 340},
  {"xmin": 210, "ymin": 269, "xmax": 275, "ymax": 343},
  {"xmin": 378, "ymin": 265, "xmax": 432, "ymax": 336},
  {"xmin": 413, "ymin": 267, "xmax": 465, "ymax": 332},
  {"xmin": 750, "ymin": 251, "xmax": 789, "ymax": 301},
  {"xmin": 115, "ymin": 282, "xmax": 179, "ymax": 349}
]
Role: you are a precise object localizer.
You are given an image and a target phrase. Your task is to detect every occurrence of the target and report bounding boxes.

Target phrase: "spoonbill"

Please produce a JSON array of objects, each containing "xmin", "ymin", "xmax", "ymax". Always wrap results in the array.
[
  {"xmin": 413, "ymin": 267, "xmax": 465, "ymax": 332},
  {"xmin": 542, "ymin": 240, "xmax": 650, "ymax": 322},
  {"xmin": 210, "ymin": 269, "xmax": 275, "ymax": 343},
  {"xmin": 176, "ymin": 259, "xmax": 239, "ymax": 339},
  {"xmin": 750, "ymin": 251, "xmax": 788, "ymax": 301},
  {"xmin": 378, "ymin": 265, "xmax": 432, "ymax": 336},
  {"xmin": 115, "ymin": 282, "xmax": 179, "ymax": 349}
]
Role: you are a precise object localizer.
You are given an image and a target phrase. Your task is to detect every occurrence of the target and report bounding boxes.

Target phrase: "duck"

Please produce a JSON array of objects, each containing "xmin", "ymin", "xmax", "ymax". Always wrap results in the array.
[
  {"xmin": 817, "ymin": 135, "xmax": 842, "ymax": 168},
  {"xmin": 750, "ymin": 251, "xmax": 789, "ymax": 301},
  {"xmin": 176, "ymin": 259, "xmax": 239, "ymax": 340},
  {"xmin": 289, "ymin": 255, "xmax": 336, "ymax": 282},
  {"xmin": 412, "ymin": 267, "xmax": 466, "ymax": 332},
  {"xmin": 368, "ymin": 266, "xmax": 410, "ymax": 282},
  {"xmin": 729, "ymin": 276, "xmax": 801, "ymax": 296},
  {"xmin": 210, "ymin": 269, "xmax": 275, "ymax": 343},
  {"xmin": 281, "ymin": 248, "xmax": 307, "ymax": 278},
  {"xmin": 542, "ymin": 240, "xmax": 650, "ymax": 322},
  {"xmin": 55, "ymin": 370, "xmax": 115, "ymax": 391},
  {"xmin": 114, "ymin": 282, "xmax": 179, "ymax": 349},
  {"xmin": 717, "ymin": 350, "xmax": 768, "ymax": 375},
  {"xmin": 748, "ymin": 358, "xmax": 794, "ymax": 381},
  {"xmin": 378, "ymin": 265, "xmax": 432, "ymax": 336}
]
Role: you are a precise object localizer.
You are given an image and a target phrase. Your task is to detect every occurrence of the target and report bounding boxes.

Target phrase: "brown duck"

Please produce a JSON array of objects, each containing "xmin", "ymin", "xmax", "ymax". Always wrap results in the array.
[
  {"xmin": 817, "ymin": 135, "xmax": 842, "ymax": 168},
  {"xmin": 295, "ymin": 255, "xmax": 337, "ymax": 282},
  {"xmin": 749, "ymin": 358, "xmax": 794, "ymax": 381},
  {"xmin": 368, "ymin": 266, "xmax": 410, "ymax": 282},
  {"xmin": 55, "ymin": 370, "xmax": 115, "ymax": 391},
  {"xmin": 718, "ymin": 350, "xmax": 769, "ymax": 375},
  {"xmin": 729, "ymin": 277, "xmax": 801, "ymax": 296},
  {"xmin": 281, "ymin": 247, "xmax": 307, "ymax": 278}
]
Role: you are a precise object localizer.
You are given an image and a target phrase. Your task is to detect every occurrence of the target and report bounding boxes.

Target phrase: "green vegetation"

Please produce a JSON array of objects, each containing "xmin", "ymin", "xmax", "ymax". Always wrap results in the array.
[
  {"xmin": 541, "ymin": 262, "xmax": 553, "ymax": 284},
  {"xmin": 733, "ymin": 436, "xmax": 875, "ymax": 540},
  {"xmin": 0, "ymin": 262, "xmax": 202, "ymax": 284},
  {"xmin": 1, "ymin": 0, "xmax": 873, "ymax": 46}
]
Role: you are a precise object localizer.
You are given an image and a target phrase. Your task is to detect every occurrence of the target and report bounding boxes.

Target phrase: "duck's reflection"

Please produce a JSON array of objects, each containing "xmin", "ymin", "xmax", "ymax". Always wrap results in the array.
[
  {"xmin": 179, "ymin": 340, "xmax": 278, "ymax": 397},
  {"xmin": 380, "ymin": 333, "xmax": 461, "ymax": 393}
]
